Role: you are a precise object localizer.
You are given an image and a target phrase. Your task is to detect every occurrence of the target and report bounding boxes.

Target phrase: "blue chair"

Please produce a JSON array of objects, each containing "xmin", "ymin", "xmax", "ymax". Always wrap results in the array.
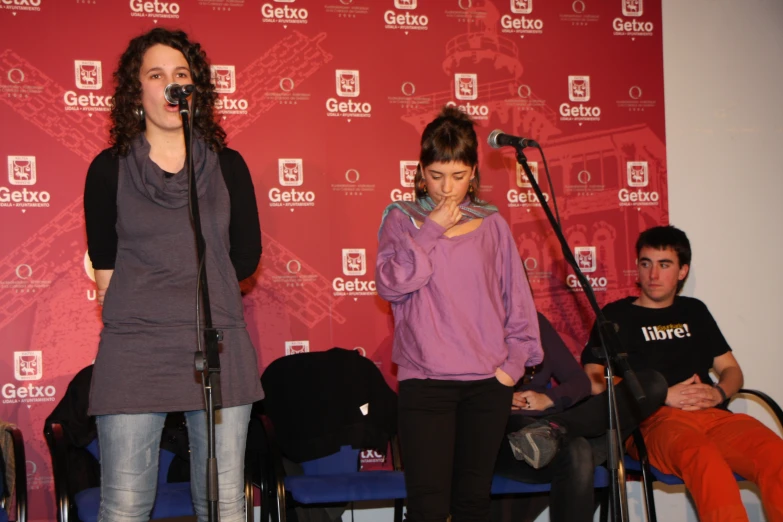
[
  {"xmin": 491, "ymin": 466, "xmax": 610, "ymax": 495},
  {"xmin": 44, "ymin": 402, "xmax": 253, "ymax": 521},
  {"xmin": 259, "ymin": 416, "xmax": 406, "ymax": 522},
  {"xmin": 255, "ymin": 348, "xmax": 404, "ymax": 522},
  {"xmin": 490, "ymin": 465, "xmax": 610, "ymax": 520},
  {"xmin": 625, "ymin": 388, "xmax": 783, "ymax": 522},
  {"xmin": 44, "ymin": 419, "xmax": 224, "ymax": 522},
  {"xmin": 0, "ymin": 423, "xmax": 27, "ymax": 522},
  {"xmin": 43, "ymin": 365, "xmax": 255, "ymax": 522},
  {"xmin": 261, "ymin": 412, "xmax": 613, "ymax": 522}
]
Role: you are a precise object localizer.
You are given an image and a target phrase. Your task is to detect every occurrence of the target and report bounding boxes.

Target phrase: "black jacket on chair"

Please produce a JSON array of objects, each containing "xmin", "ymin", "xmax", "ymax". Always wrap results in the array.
[
  {"xmin": 44, "ymin": 365, "xmax": 191, "ymax": 497},
  {"xmin": 260, "ymin": 347, "xmax": 397, "ymax": 463}
]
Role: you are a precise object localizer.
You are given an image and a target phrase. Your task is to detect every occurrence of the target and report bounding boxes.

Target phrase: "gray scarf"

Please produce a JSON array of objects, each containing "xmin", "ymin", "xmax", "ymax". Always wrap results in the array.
[{"xmin": 124, "ymin": 133, "xmax": 219, "ymax": 209}]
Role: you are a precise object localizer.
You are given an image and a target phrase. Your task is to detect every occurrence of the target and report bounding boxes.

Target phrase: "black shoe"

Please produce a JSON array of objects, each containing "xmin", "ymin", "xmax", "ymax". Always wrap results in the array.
[{"xmin": 506, "ymin": 420, "xmax": 566, "ymax": 469}]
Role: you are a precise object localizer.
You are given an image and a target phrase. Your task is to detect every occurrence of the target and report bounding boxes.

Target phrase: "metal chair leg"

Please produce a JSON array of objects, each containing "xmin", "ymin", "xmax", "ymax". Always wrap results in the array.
[
  {"xmin": 597, "ymin": 487, "xmax": 609, "ymax": 522},
  {"xmin": 393, "ymin": 498, "xmax": 404, "ymax": 522},
  {"xmin": 639, "ymin": 462, "xmax": 657, "ymax": 522}
]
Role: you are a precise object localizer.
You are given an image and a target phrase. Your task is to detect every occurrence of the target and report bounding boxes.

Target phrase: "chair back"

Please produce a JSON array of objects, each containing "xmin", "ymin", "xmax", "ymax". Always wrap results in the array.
[
  {"xmin": 258, "ymin": 349, "xmax": 405, "ymax": 522},
  {"xmin": 261, "ymin": 347, "xmax": 397, "ymax": 463},
  {"xmin": 0, "ymin": 423, "xmax": 27, "ymax": 522}
]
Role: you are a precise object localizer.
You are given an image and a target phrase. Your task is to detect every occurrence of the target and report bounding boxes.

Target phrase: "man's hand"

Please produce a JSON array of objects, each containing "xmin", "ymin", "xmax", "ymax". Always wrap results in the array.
[
  {"xmin": 495, "ymin": 367, "xmax": 515, "ymax": 387},
  {"xmin": 428, "ymin": 197, "xmax": 462, "ymax": 230},
  {"xmin": 512, "ymin": 390, "xmax": 554, "ymax": 411},
  {"xmin": 665, "ymin": 374, "xmax": 699, "ymax": 409},
  {"xmin": 666, "ymin": 374, "xmax": 723, "ymax": 411},
  {"xmin": 679, "ymin": 375, "xmax": 724, "ymax": 411}
]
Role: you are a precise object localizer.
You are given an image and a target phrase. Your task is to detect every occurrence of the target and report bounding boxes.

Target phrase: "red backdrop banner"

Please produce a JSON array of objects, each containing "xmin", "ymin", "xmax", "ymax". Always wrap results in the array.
[{"xmin": 0, "ymin": 0, "xmax": 666, "ymax": 519}]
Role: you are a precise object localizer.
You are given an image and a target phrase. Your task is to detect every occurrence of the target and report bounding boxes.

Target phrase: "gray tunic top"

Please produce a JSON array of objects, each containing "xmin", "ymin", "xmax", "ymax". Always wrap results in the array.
[{"xmin": 85, "ymin": 135, "xmax": 263, "ymax": 415}]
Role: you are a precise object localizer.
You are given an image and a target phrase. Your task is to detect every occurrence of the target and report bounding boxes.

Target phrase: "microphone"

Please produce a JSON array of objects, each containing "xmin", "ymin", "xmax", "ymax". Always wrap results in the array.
[
  {"xmin": 487, "ymin": 129, "xmax": 539, "ymax": 150},
  {"xmin": 163, "ymin": 83, "xmax": 195, "ymax": 105}
]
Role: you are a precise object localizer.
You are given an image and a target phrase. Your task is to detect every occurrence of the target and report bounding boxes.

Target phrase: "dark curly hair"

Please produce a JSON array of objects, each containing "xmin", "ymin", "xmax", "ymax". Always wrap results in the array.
[
  {"xmin": 109, "ymin": 27, "xmax": 226, "ymax": 156},
  {"xmin": 414, "ymin": 106, "xmax": 482, "ymax": 203}
]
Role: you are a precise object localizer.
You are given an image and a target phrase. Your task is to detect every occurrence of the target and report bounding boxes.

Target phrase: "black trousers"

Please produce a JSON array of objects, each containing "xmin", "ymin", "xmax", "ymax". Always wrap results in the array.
[
  {"xmin": 491, "ymin": 369, "xmax": 668, "ymax": 522},
  {"xmin": 494, "ymin": 435, "xmax": 595, "ymax": 522},
  {"xmin": 547, "ymin": 369, "xmax": 669, "ymax": 464},
  {"xmin": 398, "ymin": 377, "xmax": 514, "ymax": 522}
]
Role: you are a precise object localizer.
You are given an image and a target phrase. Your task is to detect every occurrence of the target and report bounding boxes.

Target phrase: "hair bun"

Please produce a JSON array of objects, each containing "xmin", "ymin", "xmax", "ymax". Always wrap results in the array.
[{"xmin": 438, "ymin": 106, "xmax": 473, "ymax": 126}]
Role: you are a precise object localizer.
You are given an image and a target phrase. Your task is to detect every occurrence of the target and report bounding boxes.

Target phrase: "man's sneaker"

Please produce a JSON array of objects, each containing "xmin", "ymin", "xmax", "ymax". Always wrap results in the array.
[{"xmin": 506, "ymin": 420, "xmax": 566, "ymax": 469}]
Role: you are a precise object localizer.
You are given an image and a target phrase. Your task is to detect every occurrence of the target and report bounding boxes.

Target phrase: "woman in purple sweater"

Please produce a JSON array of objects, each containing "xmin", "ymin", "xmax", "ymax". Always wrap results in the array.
[{"xmin": 376, "ymin": 106, "xmax": 543, "ymax": 522}]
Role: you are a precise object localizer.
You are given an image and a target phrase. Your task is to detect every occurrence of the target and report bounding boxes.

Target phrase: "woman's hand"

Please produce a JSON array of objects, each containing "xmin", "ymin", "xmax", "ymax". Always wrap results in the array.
[
  {"xmin": 94, "ymin": 269, "xmax": 114, "ymax": 307},
  {"xmin": 428, "ymin": 196, "xmax": 462, "ymax": 230},
  {"xmin": 495, "ymin": 367, "xmax": 515, "ymax": 387},
  {"xmin": 511, "ymin": 390, "xmax": 554, "ymax": 411}
]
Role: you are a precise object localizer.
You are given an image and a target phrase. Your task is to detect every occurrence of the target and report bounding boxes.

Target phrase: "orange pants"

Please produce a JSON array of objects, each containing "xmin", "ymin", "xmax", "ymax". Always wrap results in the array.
[{"xmin": 627, "ymin": 407, "xmax": 783, "ymax": 522}]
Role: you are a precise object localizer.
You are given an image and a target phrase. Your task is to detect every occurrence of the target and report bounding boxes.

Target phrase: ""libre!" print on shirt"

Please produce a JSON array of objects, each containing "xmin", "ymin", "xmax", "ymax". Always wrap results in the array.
[{"xmin": 641, "ymin": 323, "xmax": 692, "ymax": 341}]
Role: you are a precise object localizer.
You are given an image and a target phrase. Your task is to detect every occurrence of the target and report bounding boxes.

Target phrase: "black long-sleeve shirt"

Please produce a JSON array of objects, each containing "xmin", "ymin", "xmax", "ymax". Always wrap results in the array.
[
  {"xmin": 84, "ymin": 147, "xmax": 261, "ymax": 280},
  {"xmin": 511, "ymin": 313, "xmax": 592, "ymax": 417}
]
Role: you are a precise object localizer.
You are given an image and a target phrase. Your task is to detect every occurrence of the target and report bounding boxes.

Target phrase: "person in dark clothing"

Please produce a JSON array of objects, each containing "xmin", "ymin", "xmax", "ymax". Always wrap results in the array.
[{"xmin": 494, "ymin": 313, "xmax": 667, "ymax": 522}]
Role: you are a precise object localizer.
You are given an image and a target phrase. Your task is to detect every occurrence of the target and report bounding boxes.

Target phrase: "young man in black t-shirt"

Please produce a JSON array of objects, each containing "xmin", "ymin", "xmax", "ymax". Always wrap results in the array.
[{"xmin": 581, "ymin": 226, "xmax": 783, "ymax": 522}]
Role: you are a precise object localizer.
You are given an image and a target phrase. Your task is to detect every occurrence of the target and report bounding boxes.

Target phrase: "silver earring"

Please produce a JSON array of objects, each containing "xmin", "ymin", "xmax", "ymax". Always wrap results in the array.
[{"xmin": 134, "ymin": 106, "xmax": 145, "ymax": 122}]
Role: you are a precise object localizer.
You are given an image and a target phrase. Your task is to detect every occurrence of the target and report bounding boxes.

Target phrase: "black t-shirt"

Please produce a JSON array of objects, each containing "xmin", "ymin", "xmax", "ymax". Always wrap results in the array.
[{"xmin": 581, "ymin": 296, "xmax": 731, "ymax": 386}]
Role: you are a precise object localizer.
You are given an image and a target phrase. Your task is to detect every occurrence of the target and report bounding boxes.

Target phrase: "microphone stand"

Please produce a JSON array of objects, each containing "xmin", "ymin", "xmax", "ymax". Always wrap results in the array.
[
  {"xmin": 178, "ymin": 94, "xmax": 222, "ymax": 522},
  {"xmin": 512, "ymin": 146, "xmax": 646, "ymax": 522}
]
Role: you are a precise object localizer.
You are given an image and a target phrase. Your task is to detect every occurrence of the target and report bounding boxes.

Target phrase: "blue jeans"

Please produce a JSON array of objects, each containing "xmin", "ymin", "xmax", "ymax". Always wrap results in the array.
[{"xmin": 96, "ymin": 404, "xmax": 252, "ymax": 522}]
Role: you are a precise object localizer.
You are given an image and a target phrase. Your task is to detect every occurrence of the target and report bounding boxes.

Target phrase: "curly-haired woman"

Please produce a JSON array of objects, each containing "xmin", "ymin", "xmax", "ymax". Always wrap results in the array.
[{"xmin": 83, "ymin": 27, "xmax": 262, "ymax": 522}]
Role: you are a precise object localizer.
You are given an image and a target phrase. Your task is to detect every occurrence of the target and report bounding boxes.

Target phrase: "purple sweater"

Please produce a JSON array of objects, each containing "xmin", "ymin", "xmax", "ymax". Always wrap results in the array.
[{"xmin": 376, "ymin": 209, "xmax": 542, "ymax": 383}]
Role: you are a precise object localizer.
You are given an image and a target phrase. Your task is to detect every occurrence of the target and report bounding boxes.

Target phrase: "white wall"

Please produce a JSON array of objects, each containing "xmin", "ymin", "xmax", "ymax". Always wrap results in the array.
[
  {"xmin": 647, "ymin": 1, "xmax": 783, "ymax": 519},
  {"xmin": 332, "ymin": 2, "xmax": 783, "ymax": 521},
  {"xmin": 664, "ymin": 0, "xmax": 783, "ymax": 409}
]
